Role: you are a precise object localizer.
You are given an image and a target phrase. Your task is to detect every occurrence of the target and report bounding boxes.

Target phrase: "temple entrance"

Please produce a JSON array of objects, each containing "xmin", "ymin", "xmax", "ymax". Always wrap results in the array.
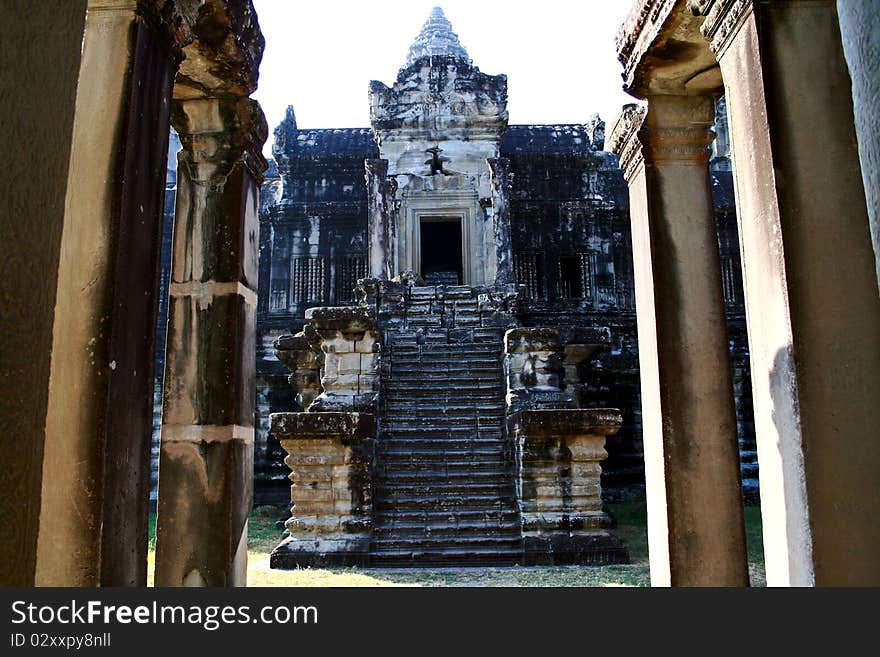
[{"xmin": 420, "ymin": 217, "xmax": 463, "ymax": 285}]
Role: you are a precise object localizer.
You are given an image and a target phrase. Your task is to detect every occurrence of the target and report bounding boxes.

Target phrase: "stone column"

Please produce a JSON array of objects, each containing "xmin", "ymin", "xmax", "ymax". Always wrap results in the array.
[
  {"xmin": 155, "ymin": 96, "xmax": 268, "ymax": 587},
  {"xmin": 33, "ymin": 0, "xmax": 184, "ymax": 586},
  {"xmin": 488, "ymin": 157, "xmax": 515, "ymax": 286},
  {"xmin": 510, "ymin": 409, "xmax": 628, "ymax": 566},
  {"xmin": 1, "ymin": 0, "xmax": 88, "ymax": 587},
  {"xmin": 698, "ymin": 0, "xmax": 880, "ymax": 586},
  {"xmin": 609, "ymin": 99, "xmax": 748, "ymax": 587},
  {"xmin": 366, "ymin": 158, "xmax": 397, "ymax": 280}
]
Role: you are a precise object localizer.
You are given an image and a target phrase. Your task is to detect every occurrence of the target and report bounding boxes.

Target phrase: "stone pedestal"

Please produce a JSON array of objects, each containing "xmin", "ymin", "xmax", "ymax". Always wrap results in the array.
[
  {"xmin": 306, "ymin": 307, "xmax": 380, "ymax": 412},
  {"xmin": 270, "ymin": 412, "xmax": 375, "ymax": 568},
  {"xmin": 510, "ymin": 409, "xmax": 629, "ymax": 566},
  {"xmin": 504, "ymin": 327, "xmax": 575, "ymax": 413},
  {"xmin": 275, "ymin": 326, "xmax": 323, "ymax": 411}
]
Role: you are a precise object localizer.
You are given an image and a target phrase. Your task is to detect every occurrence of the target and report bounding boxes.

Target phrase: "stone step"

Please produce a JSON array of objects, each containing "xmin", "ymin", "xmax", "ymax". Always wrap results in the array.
[
  {"xmin": 383, "ymin": 382, "xmax": 503, "ymax": 394},
  {"xmin": 372, "ymin": 525, "xmax": 521, "ymax": 542},
  {"xmin": 374, "ymin": 470, "xmax": 512, "ymax": 485},
  {"xmin": 368, "ymin": 546, "xmax": 523, "ymax": 566},
  {"xmin": 374, "ymin": 480, "xmax": 515, "ymax": 497},
  {"xmin": 378, "ymin": 439, "xmax": 507, "ymax": 454},
  {"xmin": 386, "ymin": 352, "xmax": 501, "ymax": 362},
  {"xmin": 388, "ymin": 343, "xmax": 502, "ymax": 355},
  {"xmin": 371, "ymin": 535, "xmax": 522, "ymax": 551},
  {"xmin": 372, "ymin": 507, "xmax": 520, "ymax": 522},
  {"xmin": 381, "ymin": 425, "xmax": 504, "ymax": 437},
  {"xmin": 382, "ymin": 370, "xmax": 501, "ymax": 382},
  {"xmin": 382, "ymin": 397, "xmax": 504, "ymax": 410},
  {"xmin": 373, "ymin": 493, "xmax": 516, "ymax": 512},
  {"xmin": 380, "ymin": 425, "xmax": 505, "ymax": 437},
  {"xmin": 381, "ymin": 408, "xmax": 505, "ymax": 421},
  {"xmin": 378, "ymin": 459, "xmax": 512, "ymax": 475},
  {"xmin": 386, "ymin": 357, "xmax": 501, "ymax": 368}
]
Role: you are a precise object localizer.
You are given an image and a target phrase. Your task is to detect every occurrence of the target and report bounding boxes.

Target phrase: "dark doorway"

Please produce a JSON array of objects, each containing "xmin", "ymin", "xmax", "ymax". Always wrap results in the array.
[{"xmin": 420, "ymin": 218, "xmax": 463, "ymax": 285}]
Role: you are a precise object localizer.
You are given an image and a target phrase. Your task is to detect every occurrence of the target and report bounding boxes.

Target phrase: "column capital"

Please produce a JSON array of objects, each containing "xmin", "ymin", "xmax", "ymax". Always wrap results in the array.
[
  {"xmin": 641, "ymin": 95, "xmax": 716, "ymax": 167},
  {"xmin": 689, "ymin": 0, "xmax": 755, "ymax": 58},
  {"xmin": 172, "ymin": 96, "xmax": 268, "ymax": 186},
  {"xmin": 609, "ymin": 104, "xmax": 648, "ymax": 182}
]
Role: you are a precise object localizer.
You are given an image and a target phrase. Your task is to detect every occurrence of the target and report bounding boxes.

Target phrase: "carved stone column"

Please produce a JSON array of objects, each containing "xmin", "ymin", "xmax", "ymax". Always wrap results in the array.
[
  {"xmin": 609, "ymin": 98, "xmax": 748, "ymax": 586},
  {"xmin": 509, "ymin": 409, "xmax": 629, "ymax": 566},
  {"xmin": 33, "ymin": 0, "xmax": 186, "ymax": 586},
  {"xmin": 269, "ymin": 413, "xmax": 375, "ymax": 568},
  {"xmin": 696, "ymin": 0, "xmax": 880, "ymax": 586},
  {"xmin": 488, "ymin": 157, "xmax": 515, "ymax": 285},
  {"xmin": 366, "ymin": 159, "xmax": 397, "ymax": 280},
  {"xmin": 155, "ymin": 96, "xmax": 268, "ymax": 587}
]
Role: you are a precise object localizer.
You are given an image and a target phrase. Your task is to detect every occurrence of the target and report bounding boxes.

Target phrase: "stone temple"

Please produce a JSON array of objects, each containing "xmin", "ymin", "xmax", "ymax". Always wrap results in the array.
[
  {"xmin": 7, "ymin": 0, "xmax": 879, "ymax": 587},
  {"xmin": 253, "ymin": 7, "xmax": 751, "ymax": 566}
]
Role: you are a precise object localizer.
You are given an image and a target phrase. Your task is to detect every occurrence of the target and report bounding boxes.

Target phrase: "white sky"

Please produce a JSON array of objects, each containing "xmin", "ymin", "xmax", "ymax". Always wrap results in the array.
[{"xmin": 252, "ymin": 0, "xmax": 636, "ymax": 155}]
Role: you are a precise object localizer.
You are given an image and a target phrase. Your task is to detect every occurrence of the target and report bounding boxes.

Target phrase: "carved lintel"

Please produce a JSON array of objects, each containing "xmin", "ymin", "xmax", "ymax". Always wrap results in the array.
[{"xmin": 690, "ymin": 0, "xmax": 754, "ymax": 58}]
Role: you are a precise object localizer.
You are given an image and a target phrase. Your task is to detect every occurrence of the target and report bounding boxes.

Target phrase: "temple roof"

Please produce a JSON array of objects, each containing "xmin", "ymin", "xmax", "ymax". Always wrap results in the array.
[
  {"xmin": 502, "ymin": 125, "xmax": 598, "ymax": 156},
  {"xmin": 406, "ymin": 7, "xmax": 471, "ymax": 66}
]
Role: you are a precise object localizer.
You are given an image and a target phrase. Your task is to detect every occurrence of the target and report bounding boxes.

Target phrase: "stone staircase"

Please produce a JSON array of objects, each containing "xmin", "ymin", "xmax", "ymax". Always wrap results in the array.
[{"xmin": 369, "ymin": 285, "xmax": 523, "ymax": 565}]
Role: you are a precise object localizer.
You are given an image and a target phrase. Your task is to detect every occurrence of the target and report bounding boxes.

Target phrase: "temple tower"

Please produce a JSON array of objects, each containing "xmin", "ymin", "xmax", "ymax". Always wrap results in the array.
[{"xmin": 369, "ymin": 7, "xmax": 509, "ymax": 285}]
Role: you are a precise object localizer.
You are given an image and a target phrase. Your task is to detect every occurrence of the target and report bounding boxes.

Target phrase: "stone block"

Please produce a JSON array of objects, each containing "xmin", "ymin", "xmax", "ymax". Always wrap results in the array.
[{"xmin": 336, "ymin": 353, "xmax": 362, "ymax": 375}]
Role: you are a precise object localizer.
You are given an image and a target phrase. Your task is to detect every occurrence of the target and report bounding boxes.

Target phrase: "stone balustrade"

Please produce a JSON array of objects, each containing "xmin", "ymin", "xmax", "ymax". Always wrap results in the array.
[
  {"xmin": 306, "ymin": 306, "xmax": 380, "ymax": 413},
  {"xmin": 504, "ymin": 327, "xmax": 575, "ymax": 413},
  {"xmin": 274, "ymin": 325, "xmax": 323, "ymax": 412},
  {"xmin": 269, "ymin": 412, "xmax": 375, "ymax": 567},
  {"xmin": 509, "ymin": 409, "xmax": 629, "ymax": 566}
]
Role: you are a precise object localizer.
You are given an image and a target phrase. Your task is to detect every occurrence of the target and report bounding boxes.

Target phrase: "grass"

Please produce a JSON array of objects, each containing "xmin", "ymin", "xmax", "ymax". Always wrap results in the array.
[{"xmin": 147, "ymin": 498, "xmax": 766, "ymax": 587}]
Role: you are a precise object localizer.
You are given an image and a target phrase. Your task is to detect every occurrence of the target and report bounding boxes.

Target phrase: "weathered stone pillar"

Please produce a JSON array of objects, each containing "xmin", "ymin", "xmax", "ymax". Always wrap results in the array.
[
  {"xmin": 33, "ymin": 0, "xmax": 184, "ymax": 586},
  {"xmin": 488, "ymin": 157, "xmax": 515, "ymax": 285},
  {"xmin": 836, "ymin": 1, "xmax": 880, "ymax": 291},
  {"xmin": 609, "ymin": 98, "xmax": 747, "ymax": 586},
  {"xmin": 155, "ymin": 96, "xmax": 268, "ymax": 587},
  {"xmin": 269, "ymin": 413, "xmax": 374, "ymax": 568},
  {"xmin": 510, "ymin": 410, "xmax": 628, "ymax": 566},
  {"xmin": 1, "ymin": 0, "xmax": 89, "ymax": 587},
  {"xmin": 697, "ymin": 0, "xmax": 880, "ymax": 585},
  {"xmin": 366, "ymin": 159, "xmax": 397, "ymax": 280}
]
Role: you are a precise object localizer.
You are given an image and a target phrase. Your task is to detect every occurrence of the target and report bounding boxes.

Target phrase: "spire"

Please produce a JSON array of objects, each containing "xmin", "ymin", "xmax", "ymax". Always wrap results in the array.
[{"xmin": 406, "ymin": 7, "xmax": 471, "ymax": 66}]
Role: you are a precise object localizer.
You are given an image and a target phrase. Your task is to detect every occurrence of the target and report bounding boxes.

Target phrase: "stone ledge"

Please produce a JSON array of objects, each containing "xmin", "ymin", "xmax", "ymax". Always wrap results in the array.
[
  {"xmin": 305, "ymin": 306, "xmax": 376, "ymax": 331},
  {"xmin": 270, "ymin": 536, "xmax": 371, "ymax": 569},
  {"xmin": 511, "ymin": 409, "xmax": 623, "ymax": 438},
  {"xmin": 270, "ymin": 412, "xmax": 376, "ymax": 442}
]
